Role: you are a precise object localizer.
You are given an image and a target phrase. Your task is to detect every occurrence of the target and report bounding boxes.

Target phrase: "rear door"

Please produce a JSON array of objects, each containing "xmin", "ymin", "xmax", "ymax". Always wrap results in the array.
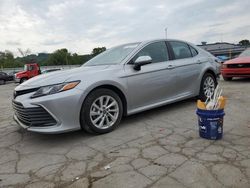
[{"xmin": 167, "ymin": 41, "xmax": 202, "ymax": 96}]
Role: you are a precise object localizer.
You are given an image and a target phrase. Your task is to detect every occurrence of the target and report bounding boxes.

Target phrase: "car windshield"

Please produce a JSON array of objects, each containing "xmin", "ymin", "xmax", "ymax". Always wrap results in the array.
[
  {"xmin": 239, "ymin": 48, "xmax": 250, "ymax": 57},
  {"xmin": 84, "ymin": 43, "xmax": 140, "ymax": 66}
]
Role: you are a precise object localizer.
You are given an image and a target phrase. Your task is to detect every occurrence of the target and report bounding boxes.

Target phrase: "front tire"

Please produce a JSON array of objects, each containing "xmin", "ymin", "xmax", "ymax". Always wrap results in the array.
[
  {"xmin": 80, "ymin": 88, "xmax": 123, "ymax": 134},
  {"xmin": 0, "ymin": 79, "xmax": 5, "ymax": 85},
  {"xmin": 199, "ymin": 73, "xmax": 217, "ymax": 101},
  {"xmin": 20, "ymin": 78, "xmax": 28, "ymax": 84}
]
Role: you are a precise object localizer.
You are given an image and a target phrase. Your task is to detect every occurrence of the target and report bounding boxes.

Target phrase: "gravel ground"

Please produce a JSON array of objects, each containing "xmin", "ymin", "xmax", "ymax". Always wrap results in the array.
[{"xmin": 0, "ymin": 78, "xmax": 250, "ymax": 188}]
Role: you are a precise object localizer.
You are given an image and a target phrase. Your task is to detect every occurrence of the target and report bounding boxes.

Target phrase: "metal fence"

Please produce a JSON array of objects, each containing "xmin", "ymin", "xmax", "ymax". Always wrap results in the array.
[{"xmin": 1, "ymin": 65, "xmax": 81, "ymax": 74}]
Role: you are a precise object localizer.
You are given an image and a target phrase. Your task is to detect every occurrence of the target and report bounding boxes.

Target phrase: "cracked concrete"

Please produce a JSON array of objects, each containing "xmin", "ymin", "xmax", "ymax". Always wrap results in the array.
[{"xmin": 0, "ymin": 78, "xmax": 250, "ymax": 188}]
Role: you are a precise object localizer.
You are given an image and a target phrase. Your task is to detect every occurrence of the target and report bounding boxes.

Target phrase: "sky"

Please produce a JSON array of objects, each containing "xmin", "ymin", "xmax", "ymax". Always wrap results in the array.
[{"xmin": 0, "ymin": 0, "xmax": 250, "ymax": 56}]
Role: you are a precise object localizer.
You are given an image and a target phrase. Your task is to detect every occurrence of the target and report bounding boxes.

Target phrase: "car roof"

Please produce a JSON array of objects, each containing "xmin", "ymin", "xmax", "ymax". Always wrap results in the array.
[{"xmin": 140, "ymin": 38, "xmax": 192, "ymax": 44}]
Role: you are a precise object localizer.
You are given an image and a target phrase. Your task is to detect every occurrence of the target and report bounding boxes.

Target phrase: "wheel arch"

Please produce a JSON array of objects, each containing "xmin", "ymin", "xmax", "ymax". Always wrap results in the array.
[
  {"xmin": 204, "ymin": 69, "xmax": 217, "ymax": 83},
  {"xmin": 198, "ymin": 69, "xmax": 218, "ymax": 101},
  {"xmin": 82, "ymin": 84, "xmax": 128, "ymax": 116},
  {"xmin": 198, "ymin": 68, "xmax": 217, "ymax": 90},
  {"xmin": 194, "ymin": 67, "xmax": 217, "ymax": 97}
]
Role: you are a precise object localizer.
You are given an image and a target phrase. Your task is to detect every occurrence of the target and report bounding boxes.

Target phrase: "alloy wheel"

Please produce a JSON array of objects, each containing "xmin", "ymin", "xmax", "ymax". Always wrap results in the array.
[
  {"xmin": 90, "ymin": 95, "xmax": 119, "ymax": 129},
  {"xmin": 203, "ymin": 76, "xmax": 215, "ymax": 98}
]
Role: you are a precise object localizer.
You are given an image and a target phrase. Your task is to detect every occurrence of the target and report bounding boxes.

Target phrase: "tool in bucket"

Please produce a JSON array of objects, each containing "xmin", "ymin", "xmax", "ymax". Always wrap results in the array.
[
  {"xmin": 197, "ymin": 85, "xmax": 226, "ymax": 110},
  {"xmin": 196, "ymin": 85, "xmax": 226, "ymax": 140}
]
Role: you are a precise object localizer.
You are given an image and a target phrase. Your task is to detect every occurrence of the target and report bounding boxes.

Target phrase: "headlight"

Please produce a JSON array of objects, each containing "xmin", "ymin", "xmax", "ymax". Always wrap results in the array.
[{"xmin": 31, "ymin": 81, "xmax": 80, "ymax": 98}]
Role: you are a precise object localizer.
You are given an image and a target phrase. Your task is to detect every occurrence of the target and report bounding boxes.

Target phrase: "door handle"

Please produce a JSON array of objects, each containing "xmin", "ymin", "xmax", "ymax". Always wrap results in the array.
[
  {"xmin": 196, "ymin": 60, "xmax": 202, "ymax": 64},
  {"xmin": 167, "ymin": 65, "xmax": 175, "ymax": 69}
]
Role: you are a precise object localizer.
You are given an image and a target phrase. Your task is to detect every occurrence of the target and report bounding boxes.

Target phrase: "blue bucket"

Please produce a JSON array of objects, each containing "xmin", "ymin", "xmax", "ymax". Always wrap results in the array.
[{"xmin": 196, "ymin": 109, "xmax": 225, "ymax": 140}]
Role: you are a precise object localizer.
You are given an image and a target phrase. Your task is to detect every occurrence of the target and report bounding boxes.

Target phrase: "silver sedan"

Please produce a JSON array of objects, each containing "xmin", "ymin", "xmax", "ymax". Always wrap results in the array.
[{"xmin": 13, "ymin": 39, "xmax": 220, "ymax": 134}]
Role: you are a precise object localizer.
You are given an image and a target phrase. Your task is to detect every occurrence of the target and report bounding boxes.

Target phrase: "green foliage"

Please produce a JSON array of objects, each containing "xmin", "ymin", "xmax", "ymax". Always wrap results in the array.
[
  {"xmin": 69, "ymin": 53, "xmax": 81, "ymax": 65},
  {"xmin": 0, "ymin": 46, "xmax": 106, "ymax": 68},
  {"xmin": 36, "ymin": 53, "xmax": 49, "ymax": 65},
  {"xmin": 47, "ymin": 48, "xmax": 70, "ymax": 66},
  {"xmin": 92, "ymin": 47, "xmax": 106, "ymax": 57},
  {"xmin": 239, "ymin": 39, "xmax": 250, "ymax": 46},
  {"xmin": 0, "ymin": 51, "xmax": 23, "ymax": 68},
  {"xmin": 46, "ymin": 49, "xmax": 93, "ymax": 66},
  {"xmin": 80, "ymin": 54, "xmax": 92, "ymax": 63}
]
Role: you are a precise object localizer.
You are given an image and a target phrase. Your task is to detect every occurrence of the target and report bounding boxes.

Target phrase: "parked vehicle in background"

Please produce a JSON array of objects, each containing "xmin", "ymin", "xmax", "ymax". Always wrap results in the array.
[
  {"xmin": 15, "ymin": 63, "xmax": 41, "ymax": 83},
  {"xmin": 221, "ymin": 48, "xmax": 250, "ymax": 81},
  {"xmin": 8, "ymin": 71, "xmax": 19, "ymax": 79},
  {"xmin": 41, "ymin": 68, "xmax": 61, "ymax": 74},
  {"xmin": 0, "ymin": 72, "xmax": 14, "ymax": 85},
  {"xmin": 13, "ymin": 39, "xmax": 220, "ymax": 134},
  {"xmin": 216, "ymin": 55, "xmax": 229, "ymax": 63}
]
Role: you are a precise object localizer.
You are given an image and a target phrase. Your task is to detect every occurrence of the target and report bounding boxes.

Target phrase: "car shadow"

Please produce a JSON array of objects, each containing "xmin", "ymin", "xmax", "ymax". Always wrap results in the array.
[
  {"xmin": 230, "ymin": 78, "xmax": 250, "ymax": 82},
  {"xmin": 120, "ymin": 97, "xmax": 196, "ymax": 126}
]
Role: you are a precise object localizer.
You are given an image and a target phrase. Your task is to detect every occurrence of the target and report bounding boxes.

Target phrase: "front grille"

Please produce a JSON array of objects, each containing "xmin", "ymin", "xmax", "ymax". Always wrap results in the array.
[
  {"xmin": 228, "ymin": 64, "xmax": 250, "ymax": 68},
  {"xmin": 12, "ymin": 100, "xmax": 57, "ymax": 127},
  {"xmin": 14, "ymin": 88, "xmax": 40, "ymax": 99}
]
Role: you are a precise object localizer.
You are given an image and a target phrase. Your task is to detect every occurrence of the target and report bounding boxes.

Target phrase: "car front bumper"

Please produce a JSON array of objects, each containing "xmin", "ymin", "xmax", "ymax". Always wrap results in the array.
[
  {"xmin": 15, "ymin": 78, "xmax": 20, "ymax": 83},
  {"xmin": 13, "ymin": 88, "xmax": 85, "ymax": 133},
  {"xmin": 221, "ymin": 68, "xmax": 250, "ymax": 77}
]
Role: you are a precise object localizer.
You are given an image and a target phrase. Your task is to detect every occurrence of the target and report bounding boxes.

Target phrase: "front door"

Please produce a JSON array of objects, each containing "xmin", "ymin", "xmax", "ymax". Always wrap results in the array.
[
  {"xmin": 124, "ymin": 41, "xmax": 176, "ymax": 112},
  {"xmin": 29, "ymin": 65, "xmax": 37, "ymax": 78}
]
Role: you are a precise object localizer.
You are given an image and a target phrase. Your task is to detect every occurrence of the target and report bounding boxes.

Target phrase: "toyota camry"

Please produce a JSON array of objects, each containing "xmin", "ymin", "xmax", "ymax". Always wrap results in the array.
[{"xmin": 12, "ymin": 39, "xmax": 220, "ymax": 134}]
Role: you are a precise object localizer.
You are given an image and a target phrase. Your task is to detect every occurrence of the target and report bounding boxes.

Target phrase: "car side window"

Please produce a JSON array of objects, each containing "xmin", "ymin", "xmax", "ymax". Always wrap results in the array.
[
  {"xmin": 29, "ymin": 65, "xmax": 35, "ymax": 71},
  {"xmin": 169, "ymin": 41, "xmax": 192, "ymax": 60},
  {"xmin": 189, "ymin": 45, "xmax": 198, "ymax": 57},
  {"xmin": 133, "ymin": 41, "xmax": 169, "ymax": 63}
]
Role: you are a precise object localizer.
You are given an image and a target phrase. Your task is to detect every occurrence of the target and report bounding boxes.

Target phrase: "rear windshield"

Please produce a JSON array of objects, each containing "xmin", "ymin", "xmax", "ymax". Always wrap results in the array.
[{"xmin": 239, "ymin": 48, "xmax": 250, "ymax": 57}]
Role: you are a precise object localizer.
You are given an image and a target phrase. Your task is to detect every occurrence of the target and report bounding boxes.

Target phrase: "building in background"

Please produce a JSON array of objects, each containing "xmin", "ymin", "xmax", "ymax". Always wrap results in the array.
[{"xmin": 198, "ymin": 42, "xmax": 246, "ymax": 60}]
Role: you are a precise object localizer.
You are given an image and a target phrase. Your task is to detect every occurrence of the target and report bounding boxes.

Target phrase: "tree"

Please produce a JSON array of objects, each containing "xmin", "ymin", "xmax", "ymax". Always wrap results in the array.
[
  {"xmin": 91, "ymin": 47, "xmax": 106, "ymax": 57},
  {"xmin": 17, "ymin": 48, "xmax": 32, "ymax": 63},
  {"xmin": 0, "ymin": 46, "xmax": 109, "ymax": 68},
  {"xmin": 0, "ymin": 51, "xmax": 15, "ymax": 69},
  {"xmin": 18, "ymin": 48, "xmax": 31, "ymax": 57},
  {"xmin": 239, "ymin": 40, "xmax": 250, "ymax": 46},
  {"xmin": 70, "ymin": 53, "xmax": 82, "ymax": 65},
  {"xmin": 47, "ymin": 48, "xmax": 71, "ymax": 65},
  {"xmin": 0, "ymin": 52, "xmax": 5, "ymax": 69}
]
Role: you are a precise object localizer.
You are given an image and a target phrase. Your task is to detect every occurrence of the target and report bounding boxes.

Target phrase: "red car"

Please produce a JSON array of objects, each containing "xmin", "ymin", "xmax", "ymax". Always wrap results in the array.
[{"xmin": 221, "ymin": 48, "xmax": 250, "ymax": 81}]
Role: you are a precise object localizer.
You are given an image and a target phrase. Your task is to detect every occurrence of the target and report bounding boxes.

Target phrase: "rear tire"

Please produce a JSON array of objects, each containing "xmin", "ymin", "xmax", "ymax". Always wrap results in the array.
[
  {"xmin": 223, "ymin": 77, "xmax": 232, "ymax": 81},
  {"xmin": 199, "ymin": 73, "xmax": 217, "ymax": 102},
  {"xmin": 80, "ymin": 88, "xmax": 123, "ymax": 134},
  {"xmin": 0, "ymin": 79, "xmax": 5, "ymax": 85}
]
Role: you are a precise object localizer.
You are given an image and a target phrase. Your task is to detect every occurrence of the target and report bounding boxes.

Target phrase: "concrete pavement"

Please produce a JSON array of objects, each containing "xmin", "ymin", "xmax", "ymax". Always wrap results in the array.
[{"xmin": 0, "ymin": 79, "xmax": 250, "ymax": 188}]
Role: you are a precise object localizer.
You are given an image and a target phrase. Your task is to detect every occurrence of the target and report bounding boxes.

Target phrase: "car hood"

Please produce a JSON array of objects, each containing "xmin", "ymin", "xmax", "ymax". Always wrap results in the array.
[
  {"xmin": 224, "ymin": 57, "xmax": 250, "ymax": 64},
  {"xmin": 16, "ymin": 71, "xmax": 26, "ymax": 75},
  {"xmin": 15, "ymin": 65, "xmax": 111, "ymax": 91}
]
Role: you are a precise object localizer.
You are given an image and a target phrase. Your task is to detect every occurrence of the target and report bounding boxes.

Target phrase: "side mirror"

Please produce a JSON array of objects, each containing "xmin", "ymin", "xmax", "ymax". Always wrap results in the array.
[{"xmin": 134, "ymin": 56, "xmax": 152, "ymax": 71}]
